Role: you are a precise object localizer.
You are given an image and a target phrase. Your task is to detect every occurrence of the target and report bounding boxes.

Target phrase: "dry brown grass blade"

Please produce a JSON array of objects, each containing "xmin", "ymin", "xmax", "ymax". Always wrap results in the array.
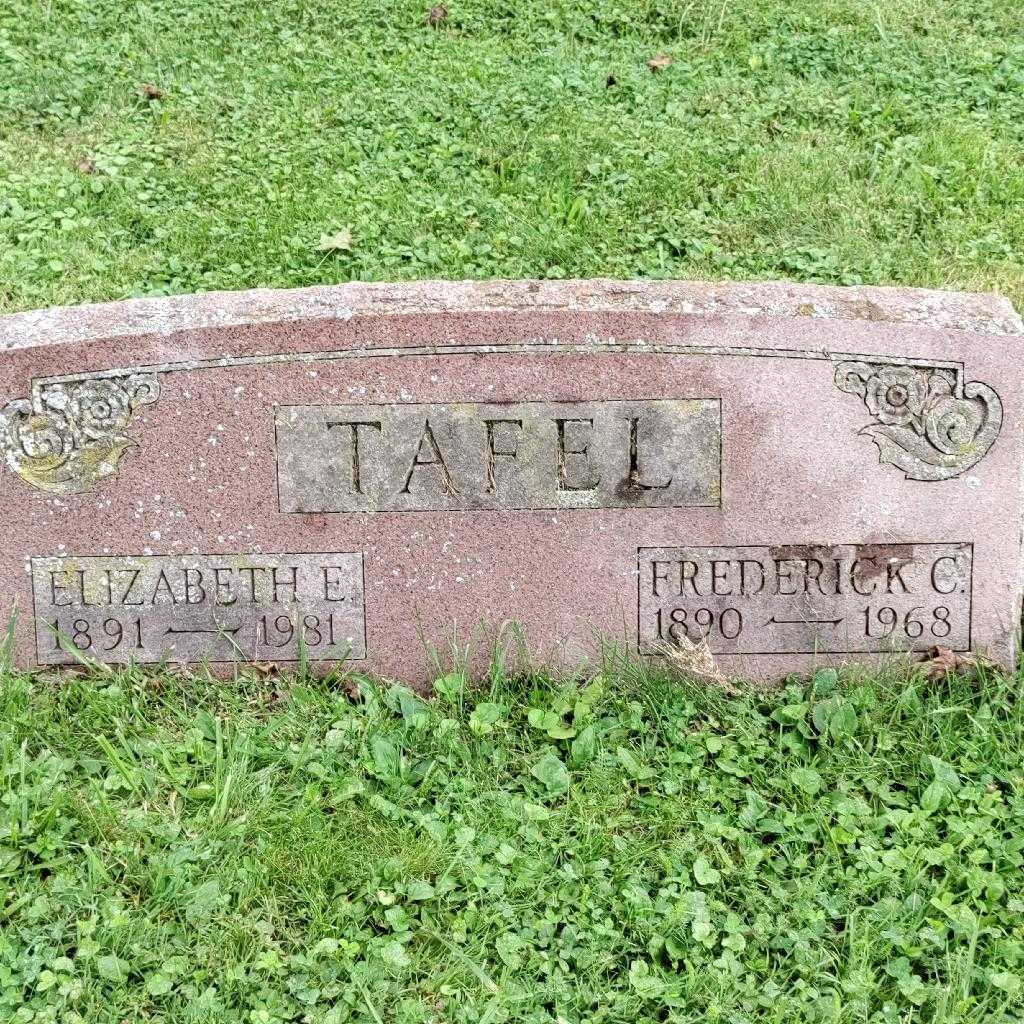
[{"xmin": 663, "ymin": 636, "xmax": 741, "ymax": 695}]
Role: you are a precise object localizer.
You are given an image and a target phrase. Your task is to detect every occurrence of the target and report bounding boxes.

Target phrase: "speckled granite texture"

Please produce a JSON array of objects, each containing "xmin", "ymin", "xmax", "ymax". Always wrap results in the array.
[{"xmin": 1, "ymin": 279, "xmax": 1021, "ymax": 684}]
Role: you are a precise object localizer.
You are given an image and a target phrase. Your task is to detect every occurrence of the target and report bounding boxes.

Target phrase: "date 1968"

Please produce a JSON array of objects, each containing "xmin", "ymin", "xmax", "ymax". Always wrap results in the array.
[{"xmin": 651, "ymin": 603, "xmax": 958, "ymax": 645}]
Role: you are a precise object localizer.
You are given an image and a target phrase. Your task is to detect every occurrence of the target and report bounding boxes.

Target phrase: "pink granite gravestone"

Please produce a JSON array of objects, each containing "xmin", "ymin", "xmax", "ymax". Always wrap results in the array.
[{"xmin": 1, "ymin": 280, "xmax": 1021, "ymax": 683}]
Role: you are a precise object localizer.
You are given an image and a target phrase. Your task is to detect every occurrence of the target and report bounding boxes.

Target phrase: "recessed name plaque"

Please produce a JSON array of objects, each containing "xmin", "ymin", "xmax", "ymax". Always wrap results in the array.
[
  {"xmin": 276, "ymin": 399, "xmax": 722, "ymax": 512},
  {"xmin": 638, "ymin": 543, "xmax": 972, "ymax": 655},
  {"xmin": 31, "ymin": 553, "xmax": 366, "ymax": 665},
  {"xmin": 0, "ymin": 279, "xmax": 1020, "ymax": 682}
]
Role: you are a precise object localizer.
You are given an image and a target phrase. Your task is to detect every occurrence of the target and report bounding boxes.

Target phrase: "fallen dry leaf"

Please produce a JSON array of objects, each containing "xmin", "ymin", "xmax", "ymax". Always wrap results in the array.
[
  {"xmin": 919, "ymin": 645, "xmax": 992, "ymax": 679},
  {"xmin": 646, "ymin": 52, "xmax": 673, "ymax": 72},
  {"xmin": 317, "ymin": 227, "xmax": 353, "ymax": 253},
  {"xmin": 59, "ymin": 665, "xmax": 91, "ymax": 679},
  {"xmin": 426, "ymin": 4, "xmax": 447, "ymax": 26},
  {"xmin": 137, "ymin": 83, "xmax": 164, "ymax": 100}
]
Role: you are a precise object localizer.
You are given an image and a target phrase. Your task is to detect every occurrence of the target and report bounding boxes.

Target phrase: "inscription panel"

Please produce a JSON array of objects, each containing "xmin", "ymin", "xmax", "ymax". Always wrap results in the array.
[
  {"xmin": 32, "ymin": 552, "xmax": 366, "ymax": 665},
  {"xmin": 276, "ymin": 400, "xmax": 721, "ymax": 512},
  {"xmin": 638, "ymin": 543, "xmax": 972, "ymax": 655}
]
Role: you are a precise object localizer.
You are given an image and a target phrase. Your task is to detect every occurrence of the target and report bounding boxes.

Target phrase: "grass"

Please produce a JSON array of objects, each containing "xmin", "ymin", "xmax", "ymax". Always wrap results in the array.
[
  {"xmin": 1, "ymin": 657, "xmax": 1023, "ymax": 1022},
  {"xmin": 1, "ymin": 0, "xmax": 1023, "ymax": 313},
  {"xmin": 3, "ymin": 2, "xmax": 1024, "ymax": 1021}
]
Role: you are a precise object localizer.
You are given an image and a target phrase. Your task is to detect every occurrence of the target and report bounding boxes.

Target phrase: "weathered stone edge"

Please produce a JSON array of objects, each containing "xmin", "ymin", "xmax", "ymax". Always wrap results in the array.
[{"xmin": 1, "ymin": 278, "xmax": 1021, "ymax": 352}]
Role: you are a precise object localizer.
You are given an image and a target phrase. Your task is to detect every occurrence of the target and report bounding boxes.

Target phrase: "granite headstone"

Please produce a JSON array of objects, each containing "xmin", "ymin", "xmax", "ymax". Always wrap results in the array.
[{"xmin": 1, "ymin": 280, "xmax": 1020, "ymax": 682}]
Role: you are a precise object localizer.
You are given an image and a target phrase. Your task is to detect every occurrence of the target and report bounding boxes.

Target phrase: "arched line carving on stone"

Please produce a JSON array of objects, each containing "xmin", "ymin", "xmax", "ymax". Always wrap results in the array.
[{"xmin": 0, "ymin": 339, "xmax": 1003, "ymax": 494}]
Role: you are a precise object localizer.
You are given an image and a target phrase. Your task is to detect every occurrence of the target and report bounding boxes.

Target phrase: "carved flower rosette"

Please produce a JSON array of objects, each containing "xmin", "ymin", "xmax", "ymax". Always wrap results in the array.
[
  {"xmin": 0, "ymin": 374, "xmax": 161, "ymax": 495},
  {"xmin": 834, "ymin": 361, "xmax": 1001, "ymax": 481}
]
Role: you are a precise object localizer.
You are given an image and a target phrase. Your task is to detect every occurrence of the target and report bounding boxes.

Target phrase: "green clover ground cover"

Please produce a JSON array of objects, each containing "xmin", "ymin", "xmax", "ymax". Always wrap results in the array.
[
  {"xmin": 1, "ymin": 659, "xmax": 1022, "ymax": 1022},
  {"xmin": 4, "ymin": 2, "xmax": 1024, "ymax": 1021},
  {"xmin": 1, "ymin": 0, "xmax": 1024, "ymax": 313}
]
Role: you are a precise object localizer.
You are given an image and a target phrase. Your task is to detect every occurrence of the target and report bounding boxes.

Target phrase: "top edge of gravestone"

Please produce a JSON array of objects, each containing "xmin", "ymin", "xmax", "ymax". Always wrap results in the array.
[{"xmin": 1, "ymin": 278, "xmax": 1021, "ymax": 352}]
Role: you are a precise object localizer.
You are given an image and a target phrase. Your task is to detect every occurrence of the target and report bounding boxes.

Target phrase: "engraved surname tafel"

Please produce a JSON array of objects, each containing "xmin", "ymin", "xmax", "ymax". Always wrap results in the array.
[{"xmin": 276, "ymin": 399, "xmax": 721, "ymax": 512}]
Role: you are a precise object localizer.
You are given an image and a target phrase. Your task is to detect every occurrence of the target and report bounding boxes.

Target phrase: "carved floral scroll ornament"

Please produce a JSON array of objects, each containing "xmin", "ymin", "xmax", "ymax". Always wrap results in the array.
[
  {"xmin": 834, "ymin": 361, "xmax": 1001, "ymax": 481},
  {"xmin": 0, "ymin": 375, "xmax": 161, "ymax": 495}
]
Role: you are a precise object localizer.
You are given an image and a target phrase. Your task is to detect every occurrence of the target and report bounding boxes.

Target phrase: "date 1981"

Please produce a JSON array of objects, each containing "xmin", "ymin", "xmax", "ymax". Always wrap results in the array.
[{"xmin": 45, "ymin": 610, "xmax": 355, "ymax": 654}]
